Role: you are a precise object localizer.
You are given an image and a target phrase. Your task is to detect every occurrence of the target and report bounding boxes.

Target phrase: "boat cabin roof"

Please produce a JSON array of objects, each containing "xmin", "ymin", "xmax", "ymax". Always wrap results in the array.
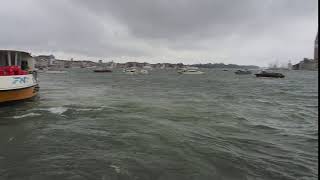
[{"xmin": 0, "ymin": 50, "xmax": 32, "ymax": 57}]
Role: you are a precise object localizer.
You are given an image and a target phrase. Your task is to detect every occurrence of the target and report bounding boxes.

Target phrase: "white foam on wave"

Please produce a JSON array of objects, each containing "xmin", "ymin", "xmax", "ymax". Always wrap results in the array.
[
  {"xmin": 47, "ymin": 107, "xmax": 68, "ymax": 115},
  {"xmin": 74, "ymin": 107, "xmax": 104, "ymax": 112},
  {"xmin": 13, "ymin": 113, "xmax": 41, "ymax": 119},
  {"xmin": 110, "ymin": 165, "xmax": 121, "ymax": 173},
  {"xmin": 8, "ymin": 137, "xmax": 15, "ymax": 142}
]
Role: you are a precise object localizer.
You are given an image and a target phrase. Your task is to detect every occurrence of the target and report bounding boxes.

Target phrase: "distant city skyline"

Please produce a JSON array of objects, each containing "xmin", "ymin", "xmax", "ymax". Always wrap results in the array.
[{"xmin": 0, "ymin": 0, "xmax": 318, "ymax": 66}]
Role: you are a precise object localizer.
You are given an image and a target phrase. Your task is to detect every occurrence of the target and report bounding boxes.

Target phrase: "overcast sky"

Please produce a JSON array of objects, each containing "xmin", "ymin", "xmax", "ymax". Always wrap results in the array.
[{"xmin": 0, "ymin": 0, "xmax": 318, "ymax": 66}]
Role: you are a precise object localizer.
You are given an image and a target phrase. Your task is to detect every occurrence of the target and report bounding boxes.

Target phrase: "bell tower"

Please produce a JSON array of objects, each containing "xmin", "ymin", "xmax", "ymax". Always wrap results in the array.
[{"xmin": 315, "ymin": 31, "xmax": 318, "ymax": 61}]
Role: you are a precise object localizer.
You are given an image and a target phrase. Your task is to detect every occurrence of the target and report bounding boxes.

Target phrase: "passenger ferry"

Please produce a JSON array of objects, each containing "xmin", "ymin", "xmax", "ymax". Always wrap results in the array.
[{"xmin": 0, "ymin": 50, "xmax": 39, "ymax": 104}]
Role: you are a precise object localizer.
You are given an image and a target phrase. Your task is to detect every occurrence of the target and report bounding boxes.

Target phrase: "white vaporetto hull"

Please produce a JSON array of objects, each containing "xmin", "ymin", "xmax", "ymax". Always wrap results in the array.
[{"xmin": 0, "ymin": 74, "xmax": 39, "ymax": 103}]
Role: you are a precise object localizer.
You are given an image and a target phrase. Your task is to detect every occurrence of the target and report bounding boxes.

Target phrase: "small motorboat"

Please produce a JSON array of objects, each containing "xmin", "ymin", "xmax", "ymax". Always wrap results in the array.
[
  {"xmin": 93, "ymin": 66, "xmax": 112, "ymax": 73},
  {"xmin": 255, "ymin": 71, "xmax": 285, "ymax": 78},
  {"xmin": 178, "ymin": 67, "xmax": 204, "ymax": 75},
  {"xmin": 140, "ymin": 69, "xmax": 149, "ymax": 74},
  {"xmin": 93, "ymin": 69, "xmax": 112, "ymax": 73},
  {"xmin": 123, "ymin": 68, "xmax": 139, "ymax": 75},
  {"xmin": 235, "ymin": 69, "xmax": 252, "ymax": 75}
]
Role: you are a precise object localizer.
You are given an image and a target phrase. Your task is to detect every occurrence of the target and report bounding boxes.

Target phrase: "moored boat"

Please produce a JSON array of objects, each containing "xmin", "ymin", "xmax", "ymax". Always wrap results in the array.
[
  {"xmin": 235, "ymin": 69, "xmax": 252, "ymax": 75},
  {"xmin": 123, "ymin": 68, "xmax": 139, "ymax": 75},
  {"xmin": 255, "ymin": 71, "xmax": 285, "ymax": 78},
  {"xmin": 0, "ymin": 50, "xmax": 39, "ymax": 104},
  {"xmin": 178, "ymin": 67, "xmax": 204, "ymax": 75},
  {"xmin": 93, "ymin": 68, "xmax": 112, "ymax": 73},
  {"xmin": 140, "ymin": 69, "xmax": 149, "ymax": 74}
]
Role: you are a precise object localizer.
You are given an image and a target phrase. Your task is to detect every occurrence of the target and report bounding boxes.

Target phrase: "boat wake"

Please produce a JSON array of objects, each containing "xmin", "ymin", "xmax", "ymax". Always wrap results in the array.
[
  {"xmin": 48, "ymin": 107, "xmax": 68, "ymax": 115},
  {"xmin": 13, "ymin": 113, "xmax": 41, "ymax": 119},
  {"xmin": 37, "ymin": 107, "xmax": 69, "ymax": 115}
]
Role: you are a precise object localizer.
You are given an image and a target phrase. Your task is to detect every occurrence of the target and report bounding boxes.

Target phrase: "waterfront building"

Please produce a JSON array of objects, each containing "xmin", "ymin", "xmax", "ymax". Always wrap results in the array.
[
  {"xmin": 34, "ymin": 55, "xmax": 55, "ymax": 68},
  {"xmin": 288, "ymin": 61, "xmax": 293, "ymax": 70},
  {"xmin": 293, "ymin": 31, "xmax": 318, "ymax": 71}
]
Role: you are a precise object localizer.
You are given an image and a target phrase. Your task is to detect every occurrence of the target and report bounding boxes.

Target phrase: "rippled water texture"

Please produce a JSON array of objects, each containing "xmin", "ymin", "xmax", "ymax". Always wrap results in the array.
[{"xmin": 0, "ymin": 69, "xmax": 318, "ymax": 180}]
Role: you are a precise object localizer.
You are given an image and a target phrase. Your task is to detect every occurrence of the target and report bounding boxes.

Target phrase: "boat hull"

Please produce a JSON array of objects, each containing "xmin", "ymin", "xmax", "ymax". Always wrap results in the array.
[
  {"xmin": 124, "ymin": 70, "xmax": 138, "ymax": 75},
  {"xmin": 179, "ymin": 72, "xmax": 205, "ymax": 75},
  {"xmin": 255, "ymin": 74, "xmax": 285, "ymax": 78},
  {"xmin": 0, "ymin": 86, "xmax": 39, "ymax": 103},
  {"xmin": 93, "ymin": 70, "xmax": 112, "ymax": 73}
]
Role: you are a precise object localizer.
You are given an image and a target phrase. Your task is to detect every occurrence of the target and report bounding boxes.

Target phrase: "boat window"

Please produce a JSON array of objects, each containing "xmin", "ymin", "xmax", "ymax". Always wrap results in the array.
[
  {"xmin": 17, "ymin": 53, "xmax": 22, "ymax": 66},
  {"xmin": 0, "ymin": 52, "xmax": 9, "ymax": 66},
  {"xmin": 21, "ymin": 60, "xmax": 29, "ymax": 70},
  {"xmin": 9, "ymin": 53, "xmax": 14, "ymax": 65}
]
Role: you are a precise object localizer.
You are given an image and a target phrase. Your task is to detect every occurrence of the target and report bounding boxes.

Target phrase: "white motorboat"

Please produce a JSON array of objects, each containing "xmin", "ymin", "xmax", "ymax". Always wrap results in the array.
[
  {"xmin": 140, "ymin": 69, "xmax": 149, "ymax": 74},
  {"xmin": 143, "ymin": 65, "xmax": 153, "ymax": 71},
  {"xmin": 235, "ymin": 69, "xmax": 252, "ymax": 75},
  {"xmin": 178, "ymin": 67, "xmax": 204, "ymax": 75},
  {"xmin": 123, "ymin": 68, "xmax": 149, "ymax": 75},
  {"xmin": 123, "ymin": 68, "xmax": 138, "ymax": 75}
]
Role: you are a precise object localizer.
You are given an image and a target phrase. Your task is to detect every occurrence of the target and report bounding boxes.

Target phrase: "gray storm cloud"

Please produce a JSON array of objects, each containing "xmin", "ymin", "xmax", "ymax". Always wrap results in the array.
[
  {"xmin": 75, "ymin": 0, "xmax": 313, "ymax": 39},
  {"xmin": 0, "ymin": 0, "xmax": 318, "ymax": 66}
]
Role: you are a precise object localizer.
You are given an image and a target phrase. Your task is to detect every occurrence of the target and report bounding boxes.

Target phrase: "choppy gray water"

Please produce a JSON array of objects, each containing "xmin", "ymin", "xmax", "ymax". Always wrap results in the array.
[{"xmin": 0, "ymin": 69, "xmax": 318, "ymax": 180}]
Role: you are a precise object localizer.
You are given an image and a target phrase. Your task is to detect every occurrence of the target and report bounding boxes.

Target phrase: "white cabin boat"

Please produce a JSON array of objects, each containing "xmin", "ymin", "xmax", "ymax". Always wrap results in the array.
[{"xmin": 123, "ymin": 68, "xmax": 139, "ymax": 75}]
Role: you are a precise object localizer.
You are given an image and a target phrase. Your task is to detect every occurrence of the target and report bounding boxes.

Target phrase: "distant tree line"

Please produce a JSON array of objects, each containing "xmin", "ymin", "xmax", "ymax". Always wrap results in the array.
[{"xmin": 191, "ymin": 63, "xmax": 259, "ymax": 69}]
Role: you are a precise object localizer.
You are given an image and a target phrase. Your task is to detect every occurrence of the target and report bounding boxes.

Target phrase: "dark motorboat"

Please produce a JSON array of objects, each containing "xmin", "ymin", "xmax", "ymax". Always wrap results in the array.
[
  {"xmin": 255, "ymin": 71, "xmax": 285, "ymax": 78},
  {"xmin": 235, "ymin": 69, "xmax": 252, "ymax": 75},
  {"xmin": 93, "ymin": 68, "xmax": 112, "ymax": 73}
]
